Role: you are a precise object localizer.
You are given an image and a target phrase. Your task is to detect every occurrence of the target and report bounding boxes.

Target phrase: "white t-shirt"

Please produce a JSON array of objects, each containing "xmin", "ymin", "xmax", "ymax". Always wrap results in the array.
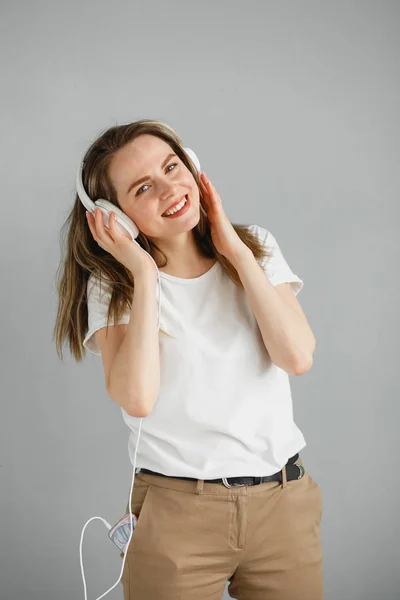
[{"xmin": 83, "ymin": 225, "xmax": 306, "ymax": 478}]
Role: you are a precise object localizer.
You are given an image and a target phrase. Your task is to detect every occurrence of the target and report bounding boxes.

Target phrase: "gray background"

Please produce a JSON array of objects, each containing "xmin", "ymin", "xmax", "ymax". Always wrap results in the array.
[{"xmin": 1, "ymin": 1, "xmax": 399, "ymax": 599}]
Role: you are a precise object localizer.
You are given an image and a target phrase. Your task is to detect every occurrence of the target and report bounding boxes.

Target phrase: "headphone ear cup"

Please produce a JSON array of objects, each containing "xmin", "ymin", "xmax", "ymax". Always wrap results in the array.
[
  {"xmin": 95, "ymin": 199, "xmax": 140, "ymax": 240},
  {"xmin": 183, "ymin": 148, "xmax": 201, "ymax": 173},
  {"xmin": 95, "ymin": 200, "xmax": 126, "ymax": 221}
]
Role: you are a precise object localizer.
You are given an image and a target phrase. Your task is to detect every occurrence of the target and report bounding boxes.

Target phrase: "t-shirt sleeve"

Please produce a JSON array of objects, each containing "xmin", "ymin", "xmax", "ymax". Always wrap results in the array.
[
  {"xmin": 83, "ymin": 274, "xmax": 131, "ymax": 356},
  {"xmin": 248, "ymin": 224, "xmax": 304, "ymax": 296}
]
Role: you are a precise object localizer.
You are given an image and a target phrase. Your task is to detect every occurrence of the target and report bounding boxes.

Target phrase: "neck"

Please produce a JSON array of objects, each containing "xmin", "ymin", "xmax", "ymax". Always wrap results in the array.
[{"xmin": 150, "ymin": 230, "xmax": 215, "ymax": 278}]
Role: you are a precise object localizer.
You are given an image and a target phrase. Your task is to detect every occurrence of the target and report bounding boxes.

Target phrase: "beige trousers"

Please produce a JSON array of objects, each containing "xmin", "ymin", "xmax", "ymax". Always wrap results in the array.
[{"xmin": 120, "ymin": 455, "xmax": 323, "ymax": 600}]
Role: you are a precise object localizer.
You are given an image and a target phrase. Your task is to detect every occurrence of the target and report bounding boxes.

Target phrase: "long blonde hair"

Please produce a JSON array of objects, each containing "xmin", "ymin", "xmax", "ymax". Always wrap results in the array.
[{"xmin": 53, "ymin": 119, "xmax": 271, "ymax": 362}]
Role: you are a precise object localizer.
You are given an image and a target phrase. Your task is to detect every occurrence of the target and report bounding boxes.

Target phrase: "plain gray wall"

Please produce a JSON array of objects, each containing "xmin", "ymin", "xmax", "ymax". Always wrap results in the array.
[{"xmin": 1, "ymin": 1, "xmax": 399, "ymax": 599}]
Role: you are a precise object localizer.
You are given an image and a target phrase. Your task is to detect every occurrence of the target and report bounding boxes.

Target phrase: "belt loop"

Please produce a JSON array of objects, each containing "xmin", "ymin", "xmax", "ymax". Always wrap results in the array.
[
  {"xmin": 281, "ymin": 464, "xmax": 288, "ymax": 488},
  {"xmin": 196, "ymin": 478, "xmax": 204, "ymax": 495}
]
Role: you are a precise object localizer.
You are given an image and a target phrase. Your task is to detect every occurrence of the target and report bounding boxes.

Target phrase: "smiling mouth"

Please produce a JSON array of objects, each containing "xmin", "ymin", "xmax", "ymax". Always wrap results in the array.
[{"xmin": 162, "ymin": 195, "xmax": 189, "ymax": 217}]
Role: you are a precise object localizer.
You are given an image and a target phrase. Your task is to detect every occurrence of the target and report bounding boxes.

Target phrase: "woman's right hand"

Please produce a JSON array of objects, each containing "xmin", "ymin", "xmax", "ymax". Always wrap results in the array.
[{"xmin": 86, "ymin": 208, "xmax": 158, "ymax": 279}]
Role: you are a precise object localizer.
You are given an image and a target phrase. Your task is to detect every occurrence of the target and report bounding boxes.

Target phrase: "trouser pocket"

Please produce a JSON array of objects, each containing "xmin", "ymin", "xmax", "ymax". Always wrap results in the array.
[
  {"xmin": 118, "ymin": 478, "xmax": 153, "ymax": 558},
  {"xmin": 289, "ymin": 455, "xmax": 323, "ymax": 521}
]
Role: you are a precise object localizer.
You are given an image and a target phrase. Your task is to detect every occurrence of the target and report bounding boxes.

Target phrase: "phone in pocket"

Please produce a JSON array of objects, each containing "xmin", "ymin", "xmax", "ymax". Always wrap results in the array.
[{"xmin": 108, "ymin": 512, "xmax": 138, "ymax": 554}]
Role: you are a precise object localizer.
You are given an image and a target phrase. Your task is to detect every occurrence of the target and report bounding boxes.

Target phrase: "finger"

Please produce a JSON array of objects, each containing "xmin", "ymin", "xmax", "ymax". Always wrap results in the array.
[
  {"xmin": 205, "ymin": 180, "xmax": 218, "ymax": 200},
  {"xmin": 108, "ymin": 211, "xmax": 118, "ymax": 242},
  {"xmin": 200, "ymin": 176, "xmax": 213, "ymax": 196},
  {"xmin": 95, "ymin": 208, "xmax": 112, "ymax": 242}
]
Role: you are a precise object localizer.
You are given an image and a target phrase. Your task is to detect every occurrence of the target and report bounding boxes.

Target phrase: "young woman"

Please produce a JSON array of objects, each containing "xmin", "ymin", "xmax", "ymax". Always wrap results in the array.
[{"xmin": 54, "ymin": 119, "xmax": 323, "ymax": 600}]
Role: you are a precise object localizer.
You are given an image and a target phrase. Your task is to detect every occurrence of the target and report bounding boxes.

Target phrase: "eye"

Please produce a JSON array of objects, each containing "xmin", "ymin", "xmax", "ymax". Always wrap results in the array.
[{"xmin": 136, "ymin": 163, "xmax": 178, "ymax": 195}]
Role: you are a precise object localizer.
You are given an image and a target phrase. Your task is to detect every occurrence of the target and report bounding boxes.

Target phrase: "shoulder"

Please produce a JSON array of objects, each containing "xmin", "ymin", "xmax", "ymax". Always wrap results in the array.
[
  {"xmin": 87, "ymin": 271, "xmax": 114, "ymax": 307},
  {"xmin": 246, "ymin": 224, "xmax": 274, "ymax": 248},
  {"xmin": 247, "ymin": 225, "xmax": 304, "ymax": 295}
]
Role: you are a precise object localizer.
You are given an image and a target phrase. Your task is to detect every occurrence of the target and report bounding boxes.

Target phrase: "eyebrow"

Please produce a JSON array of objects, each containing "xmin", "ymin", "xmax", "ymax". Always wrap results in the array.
[{"xmin": 126, "ymin": 153, "xmax": 177, "ymax": 196}]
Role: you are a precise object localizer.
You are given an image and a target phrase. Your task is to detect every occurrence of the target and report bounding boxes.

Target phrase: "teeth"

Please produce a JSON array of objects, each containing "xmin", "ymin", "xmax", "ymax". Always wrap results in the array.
[{"xmin": 163, "ymin": 196, "xmax": 187, "ymax": 216}]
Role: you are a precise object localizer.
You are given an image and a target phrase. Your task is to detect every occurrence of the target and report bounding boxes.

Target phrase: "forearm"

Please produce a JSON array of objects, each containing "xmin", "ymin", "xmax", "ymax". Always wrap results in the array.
[
  {"xmin": 109, "ymin": 272, "xmax": 160, "ymax": 416},
  {"xmin": 233, "ymin": 248, "xmax": 314, "ymax": 375}
]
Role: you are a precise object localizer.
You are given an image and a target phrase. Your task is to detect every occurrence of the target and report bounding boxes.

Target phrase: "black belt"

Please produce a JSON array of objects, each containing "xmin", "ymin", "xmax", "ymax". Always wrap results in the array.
[{"xmin": 139, "ymin": 453, "xmax": 304, "ymax": 487}]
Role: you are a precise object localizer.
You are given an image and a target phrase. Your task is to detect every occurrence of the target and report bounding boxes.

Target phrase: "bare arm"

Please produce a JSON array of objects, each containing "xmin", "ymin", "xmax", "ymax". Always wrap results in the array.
[
  {"xmin": 107, "ymin": 271, "xmax": 160, "ymax": 417},
  {"xmin": 233, "ymin": 248, "xmax": 315, "ymax": 376}
]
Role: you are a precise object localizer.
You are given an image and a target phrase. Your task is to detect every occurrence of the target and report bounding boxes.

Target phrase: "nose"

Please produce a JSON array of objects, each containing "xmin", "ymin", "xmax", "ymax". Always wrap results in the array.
[
  {"xmin": 159, "ymin": 185, "xmax": 181, "ymax": 208},
  {"xmin": 159, "ymin": 182, "xmax": 179, "ymax": 199}
]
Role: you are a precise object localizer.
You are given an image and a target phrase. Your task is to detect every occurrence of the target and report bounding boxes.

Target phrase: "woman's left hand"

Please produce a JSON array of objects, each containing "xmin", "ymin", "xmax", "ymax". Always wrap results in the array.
[{"xmin": 199, "ymin": 172, "xmax": 249, "ymax": 264}]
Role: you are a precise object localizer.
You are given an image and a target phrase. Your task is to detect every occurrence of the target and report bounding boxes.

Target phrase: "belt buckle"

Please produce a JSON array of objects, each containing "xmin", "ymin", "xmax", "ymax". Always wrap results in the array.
[
  {"xmin": 222, "ymin": 477, "xmax": 246, "ymax": 488},
  {"xmin": 297, "ymin": 464, "xmax": 305, "ymax": 479}
]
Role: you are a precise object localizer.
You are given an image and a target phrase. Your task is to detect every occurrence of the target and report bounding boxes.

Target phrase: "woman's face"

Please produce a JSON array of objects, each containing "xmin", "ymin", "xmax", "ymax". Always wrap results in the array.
[{"xmin": 108, "ymin": 134, "xmax": 201, "ymax": 238}]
